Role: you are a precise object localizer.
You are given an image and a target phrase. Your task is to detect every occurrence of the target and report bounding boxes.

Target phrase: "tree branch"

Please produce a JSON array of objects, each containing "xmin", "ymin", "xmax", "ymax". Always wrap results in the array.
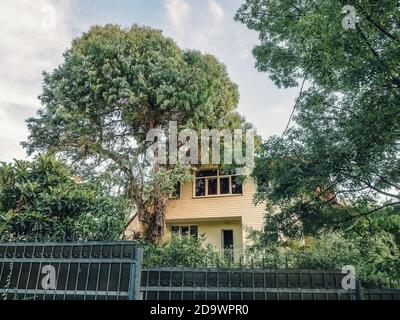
[
  {"xmin": 338, "ymin": 201, "xmax": 400, "ymax": 224},
  {"xmin": 355, "ymin": 4, "xmax": 400, "ymax": 44},
  {"xmin": 343, "ymin": 172, "xmax": 400, "ymax": 199},
  {"xmin": 282, "ymin": 75, "xmax": 307, "ymax": 137}
]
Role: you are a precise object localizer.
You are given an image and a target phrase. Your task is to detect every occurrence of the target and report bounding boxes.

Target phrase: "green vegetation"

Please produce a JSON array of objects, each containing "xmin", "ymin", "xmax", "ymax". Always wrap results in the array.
[
  {"xmin": 235, "ymin": 0, "xmax": 400, "ymax": 286},
  {"xmin": 139, "ymin": 235, "xmax": 224, "ymax": 268},
  {"xmin": 236, "ymin": 0, "xmax": 400, "ymax": 237},
  {"xmin": 247, "ymin": 229, "xmax": 400, "ymax": 288},
  {"xmin": 0, "ymin": 156, "xmax": 128, "ymax": 241}
]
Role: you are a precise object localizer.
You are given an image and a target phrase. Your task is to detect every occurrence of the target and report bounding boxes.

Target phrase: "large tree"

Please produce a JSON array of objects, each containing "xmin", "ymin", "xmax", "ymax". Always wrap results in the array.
[
  {"xmin": 23, "ymin": 24, "xmax": 244, "ymax": 242},
  {"xmin": 235, "ymin": 1, "xmax": 400, "ymax": 239}
]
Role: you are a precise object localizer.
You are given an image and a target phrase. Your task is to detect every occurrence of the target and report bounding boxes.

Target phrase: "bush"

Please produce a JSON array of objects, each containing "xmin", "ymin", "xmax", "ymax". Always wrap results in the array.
[
  {"xmin": 297, "ymin": 232, "xmax": 400, "ymax": 288},
  {"xmin": 138, "ymin": 235, "xmax": 226, "ymax": 268},
  {"xmin": 0, "ymin": 156, "xmax": 128, "ymax": 241},
  {"xmin": 246, "ymin": 230, "xmax": 400, "ymax": 288}
]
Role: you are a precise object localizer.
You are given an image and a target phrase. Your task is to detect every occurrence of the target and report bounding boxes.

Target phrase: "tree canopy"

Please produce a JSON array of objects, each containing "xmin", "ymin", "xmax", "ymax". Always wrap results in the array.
[
  {"xmin": 23, "ymin": 24, "xmax": 246, "ymax": 241},
  {"xmin": 235, "ymin": 0, "xmax": 400, "ymax": 238}
]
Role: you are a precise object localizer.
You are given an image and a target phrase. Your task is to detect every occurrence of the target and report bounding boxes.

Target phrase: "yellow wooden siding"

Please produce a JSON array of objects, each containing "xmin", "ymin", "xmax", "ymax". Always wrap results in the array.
[{"xmin": 166, "ymin": 177, "xmax": 265, "ymax": 244}]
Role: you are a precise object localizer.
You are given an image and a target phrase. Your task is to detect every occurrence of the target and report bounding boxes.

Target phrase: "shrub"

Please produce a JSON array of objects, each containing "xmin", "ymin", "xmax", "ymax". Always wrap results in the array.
[
  {"xmin": 138, "ymin": 235, "xmax": 225, "ymax": 268},
  {"xmin": 0, "ymin": 156, "xmax": 128, "ymax": 241}
]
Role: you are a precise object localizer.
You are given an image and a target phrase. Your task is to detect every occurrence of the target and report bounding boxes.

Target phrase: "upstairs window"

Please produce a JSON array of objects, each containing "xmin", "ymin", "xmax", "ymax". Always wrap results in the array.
[
  {"xmin": 170, "ymin": 182, "xmax": 181, "ymax": 199},
  {"xmin": 194, "ymin": 169, "xmax": 244, "ymax": 197}
]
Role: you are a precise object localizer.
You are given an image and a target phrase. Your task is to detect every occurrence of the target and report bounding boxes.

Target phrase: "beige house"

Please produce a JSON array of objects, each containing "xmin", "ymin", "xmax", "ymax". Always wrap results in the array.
[{"xmin": 125, "ymin": 168, "xmax": 265, "ymax": 257}]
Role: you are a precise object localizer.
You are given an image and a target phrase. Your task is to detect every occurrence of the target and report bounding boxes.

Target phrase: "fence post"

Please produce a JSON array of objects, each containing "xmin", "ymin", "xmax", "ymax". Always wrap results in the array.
[
  {"xmin": 355, "ymin": 279, "xmax": 363, "ymax": 301},
  {"xmin": 129, "ymin": 247, "xmax": 143, "ymax": 300}
]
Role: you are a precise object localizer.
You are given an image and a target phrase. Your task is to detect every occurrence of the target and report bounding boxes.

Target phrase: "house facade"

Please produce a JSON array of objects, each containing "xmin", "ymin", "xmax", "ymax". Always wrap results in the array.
[{"xmin": 125, "ymin": 168, "xmax": 265, "ymax": 257}]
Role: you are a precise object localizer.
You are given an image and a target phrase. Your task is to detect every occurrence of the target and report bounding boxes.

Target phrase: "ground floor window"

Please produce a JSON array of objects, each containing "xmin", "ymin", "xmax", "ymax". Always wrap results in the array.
[{"xmin": 171, "ymin": 225, "xmax": 198, "ymax": 238}]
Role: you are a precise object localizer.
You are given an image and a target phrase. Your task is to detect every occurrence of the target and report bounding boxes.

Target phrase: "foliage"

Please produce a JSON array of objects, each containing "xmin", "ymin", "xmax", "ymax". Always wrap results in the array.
[
  {"xmin": 23, "ymin": 24, "xmax": 248, "ymax": 241},
  {"xmin": 137, "ymin": 235, "xmax": 224, "ymax": 268},
  {"xmin": 235, "ymin": 0, "xmax": 400, "ymax": 237},
  {"xmin": 0, "ymin": 156, "xmax": 128, "ymax": 241},
  {"xmin": 247, "ymin": 229, "xmax": 400, "ymax": 288}
]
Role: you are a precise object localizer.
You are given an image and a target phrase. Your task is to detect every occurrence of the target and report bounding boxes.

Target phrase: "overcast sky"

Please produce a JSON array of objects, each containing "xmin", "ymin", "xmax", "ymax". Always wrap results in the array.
[{"xmin": 0, "ymin": 0, "xmax": 299, "ymax": 162}]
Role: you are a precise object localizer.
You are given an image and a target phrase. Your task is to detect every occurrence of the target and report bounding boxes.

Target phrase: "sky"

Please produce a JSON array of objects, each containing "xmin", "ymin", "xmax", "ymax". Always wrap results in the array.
[{"xmin": 0, "ymin": 0, "xmax": 299, "ymax": 162}]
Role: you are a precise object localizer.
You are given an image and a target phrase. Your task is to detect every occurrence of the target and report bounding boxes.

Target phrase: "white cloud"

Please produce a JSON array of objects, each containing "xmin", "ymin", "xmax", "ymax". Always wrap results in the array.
[
  {"xmin": 209, "ymin": 0, "xmax": 224, "ymax": 21},
  {"xmin": 164, "ymin": 0, "xmax": 191, "ymax": 30},
  {"xmin": 0, "ymin": 0, "xmax": 75, "ymax": 161},
  {"xmin": 162, "ymin": 0, "xmax": 227, "ymax": 54}
]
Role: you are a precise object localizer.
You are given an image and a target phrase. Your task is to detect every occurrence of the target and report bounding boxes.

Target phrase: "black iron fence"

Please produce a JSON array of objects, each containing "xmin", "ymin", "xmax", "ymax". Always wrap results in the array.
[
  {"xmin": 0, "ymin": 241, "xmax": 399, "ymax": 300},
  {"xmin": 140, "ymin": 268, "xmax": 400, "ymax": 300},
  {"xmin": 140, "ymin": 268, "xmax": 357, "ymax": 300}
]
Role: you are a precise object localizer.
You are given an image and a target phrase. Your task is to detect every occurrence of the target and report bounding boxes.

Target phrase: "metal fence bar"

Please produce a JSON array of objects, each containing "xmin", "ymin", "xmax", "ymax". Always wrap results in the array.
[
  {"xmin": 0, "ymin": 289, "xmax": 129, "ymax": 296},
  {"xmin": 140, "ymin": 286, "xmax": 358, "ymax": 293}
]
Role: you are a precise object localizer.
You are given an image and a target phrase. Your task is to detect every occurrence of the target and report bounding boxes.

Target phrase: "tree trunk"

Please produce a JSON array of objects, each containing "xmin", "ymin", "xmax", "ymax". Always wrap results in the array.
[
  {"xmin": 127, "ymin": 166, "xmax": 168, "ymax": 243},
  {"xmin": 145, "ymin": 194, "xmax": 168, "ymax": 243}
]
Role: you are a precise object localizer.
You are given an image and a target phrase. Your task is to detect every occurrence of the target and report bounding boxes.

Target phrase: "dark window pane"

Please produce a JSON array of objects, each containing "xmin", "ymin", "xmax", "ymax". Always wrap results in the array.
[
  {"xmin": 207, "ymin": 178, "xmax": 218, "ymax": 195},
  {"xmin": 181, "ymin": 227, "xmax": 189, "ymax": 236},
  {"xmin": 196, "ymin": 170, "xmax": 218, "ymax": 177},
  {"xmin": 171, "ymin": 226, "xmax": 180, "ymax": 236},
  {"xmin": 220, "ymin": 177, "xmax": 230, "ymax": 194},
  {"xmin": 171, "ymin": 182, "xmax": 181, "ymax": 198},
  {"xmin": 231, "ymin": 177, "xmax": 243, "ymax": 195},
  {"xmin": 195, "ymin": 179, "xmax": 205, "ymax": 197},
  {"xmin": 190, "ymin": 226, "xmax": 198, "ymax": 238}
]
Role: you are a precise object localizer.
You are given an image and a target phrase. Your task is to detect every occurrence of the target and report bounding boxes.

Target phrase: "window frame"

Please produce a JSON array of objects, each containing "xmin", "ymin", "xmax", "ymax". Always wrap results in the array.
[
  {"xmin": 193, "ymin": 169, "xmax": 244, "ymax": 198},
  {"xmin": 171, "ymin": 225, "xmax": 198, "ymax": 238}
]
